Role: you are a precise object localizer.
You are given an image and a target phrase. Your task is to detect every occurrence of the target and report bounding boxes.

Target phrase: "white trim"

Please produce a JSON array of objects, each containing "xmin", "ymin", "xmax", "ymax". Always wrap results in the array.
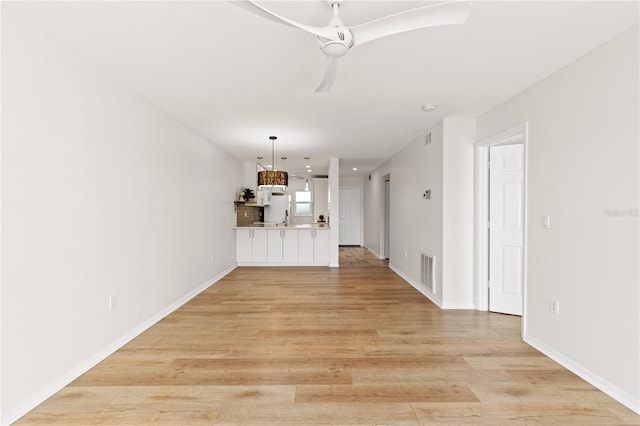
[
  {"xmin": 525, "ymin": 334, "xmax": 640, "ymax": 414},
  {"xmin": 364, "ymin": 244, "xmax": 380, "ymax": 259},
  {"xmin": 474, "ymin": 122, "xmax": 529, "ymax": 338},
  {"xmin": 380, "ymin": 175, "xmax": 390, "ymax": 261},
  {"xmin": 2, "ymin": 264, "xmax": 237, "ymax": 426},
  {"xmin": 441, "ymin": 302, "xmax": 476, "ymax": 310},
  {"xmin": 389, "ymin": 263, "xmax": 443, "ymax": 308}
]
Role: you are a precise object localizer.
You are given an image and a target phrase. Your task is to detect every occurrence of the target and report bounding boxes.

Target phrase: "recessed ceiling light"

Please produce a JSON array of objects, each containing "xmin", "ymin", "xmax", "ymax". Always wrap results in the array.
[
  {"xmin": 352, "ymin": 167, "xmax": 358, "ymax": 171},
  {"xmin": 422, "ymin": 104, "xmax": 437, "ymax": 112},
  {"xmin": 307, "ymin": 169, "xmax": 313, "ymax": 173}
]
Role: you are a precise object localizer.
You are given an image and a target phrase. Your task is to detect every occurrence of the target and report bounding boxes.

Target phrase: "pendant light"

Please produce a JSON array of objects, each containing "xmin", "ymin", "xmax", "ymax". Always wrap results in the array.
[
  {"xmin": 304, "ymin": 179, "xmax": 310, "ymax": 192},
  {"xmin": 258, "ymin": 136, "xmax": 288, "ymax": 189}
]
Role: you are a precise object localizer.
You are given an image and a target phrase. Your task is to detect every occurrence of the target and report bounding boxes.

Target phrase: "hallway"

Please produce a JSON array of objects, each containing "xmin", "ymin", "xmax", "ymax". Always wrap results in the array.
[{"xmin": 17, "ymin": 248, "xmax": 638, "ymax": 424}]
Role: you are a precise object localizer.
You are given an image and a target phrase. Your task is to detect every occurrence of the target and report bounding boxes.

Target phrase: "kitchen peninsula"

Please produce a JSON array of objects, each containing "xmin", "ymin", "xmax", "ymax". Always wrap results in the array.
[{"xmin": 234, "ymin": 223, "xmax": 330, "ymax": 266}]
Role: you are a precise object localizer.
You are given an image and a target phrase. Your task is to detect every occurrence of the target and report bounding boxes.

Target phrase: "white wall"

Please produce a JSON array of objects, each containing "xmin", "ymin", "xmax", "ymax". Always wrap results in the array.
[
  {"xmin": 313, "ymin": 177, "xmax": 328, "ymax": 222},
  {"xmin": 477, "ymin": 26, "xmax": 639, "ymax": 412},
  {"xmin": 364, "ymin": 118, "xmax": 475, "ymax": 308},
  {"xmin": 328, "ymin": 158, "xmax": 339, "ymax": 267},
  {"xmin": 339, "ymin": 176, "xmax": 365, "ymax": 189},
  {"xmin": 441, "ymin": 118, "xmax": 475, "ymax": 308},
  {"xmin": 386, "ymin": 124, "xmax": 445, "ymax": 303},
  {"xmin": 1, "ymin": 13, "xmax": 241, "ymax": 423},
  {"xmin": 363, "ymin": 171, "xmax": 384, "ymax": 258}
]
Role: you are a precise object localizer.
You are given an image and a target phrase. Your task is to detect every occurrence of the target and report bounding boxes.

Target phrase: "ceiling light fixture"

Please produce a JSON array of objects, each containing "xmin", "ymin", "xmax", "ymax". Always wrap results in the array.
[
  {"xmin": 304, "ymin": 157, "xmax": 311, "ymax": 169},
  {"xmin": 422, "ymin": 104, "xmax": 437, "ymax": 112},
  {"xmin": 304, "ymin": 179, "xmax": 310, "ymax": 192},
  {"xmin": 258, "ymin": 136, "xmax": 288, "ymax": 189},
  {"xmin": 352, "ymin": 167, "xmax": 358, "ymax": 171}
]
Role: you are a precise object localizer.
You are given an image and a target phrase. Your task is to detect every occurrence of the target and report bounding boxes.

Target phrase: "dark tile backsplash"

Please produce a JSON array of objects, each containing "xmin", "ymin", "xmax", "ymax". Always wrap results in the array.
[{"xmin": 236, "ymin": 204, "xmax": 264, "ymax": 226}]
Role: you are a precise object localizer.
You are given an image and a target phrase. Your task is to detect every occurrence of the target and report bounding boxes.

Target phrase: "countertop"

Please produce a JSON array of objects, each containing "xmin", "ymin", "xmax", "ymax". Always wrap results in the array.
[{"xmin": 234, "ymin": 223, "xmax": 330, "ymax": 229}]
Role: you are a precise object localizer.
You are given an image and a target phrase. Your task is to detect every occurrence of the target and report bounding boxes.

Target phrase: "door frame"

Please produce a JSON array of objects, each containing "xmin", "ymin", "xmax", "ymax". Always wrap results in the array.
[
  {"xmin": 475, "ymin": 123, "xmax": 529, "ymax": 333},
  {"xmin": 339, "ymin": 187, "xmax": 364, "ymax": 246}
]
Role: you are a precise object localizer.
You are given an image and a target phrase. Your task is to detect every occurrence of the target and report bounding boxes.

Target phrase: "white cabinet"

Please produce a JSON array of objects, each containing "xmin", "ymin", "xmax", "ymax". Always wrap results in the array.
[
  {"xmin": 313, "ymin": 229, "xmax": 330, "ymax": 263},
  {"xmin": 298, "ymin": 229, "xmax": 329, "ymax": 264},
  {"xmin": 237, "ymin": 228, "xmax": 327, "ymax": 265},
  {"xmin": 245, "ymin": 189, "xmax": 272, "ymax": 207},
  {"xmin": 267, "ymin": 229, "xmax": 284, "ymax": 263},
  {"xmin": 267, "ymin": 229, "xmax": 299, "ymax": 263},
  {"xmin": 236, "ymin": 229, "xmax": 267, "ymax": 263},
  {"xmin": 282, "ymin": 230, "xmax": 299, "ymax": 262}
]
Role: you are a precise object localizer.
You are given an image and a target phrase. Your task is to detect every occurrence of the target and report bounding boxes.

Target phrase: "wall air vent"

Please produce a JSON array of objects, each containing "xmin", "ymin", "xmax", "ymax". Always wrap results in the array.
[
  {"xmin": 420, "ymin": 252, "xmax": 435, "ymax": 293},
  {"xmin": 424, "ymin": 132, "xmax": 432, "ymax": 146}
]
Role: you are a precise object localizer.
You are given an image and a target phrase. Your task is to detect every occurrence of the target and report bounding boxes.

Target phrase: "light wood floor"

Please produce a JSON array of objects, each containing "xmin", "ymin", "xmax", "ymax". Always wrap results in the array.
[{"xmin": 17, "ymin": 247, "xmax": 639, "ymax": 424}]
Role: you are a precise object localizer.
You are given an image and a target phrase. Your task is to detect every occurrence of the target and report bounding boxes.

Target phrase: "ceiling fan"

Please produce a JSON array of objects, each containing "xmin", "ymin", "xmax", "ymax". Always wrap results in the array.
[{"xmin": 233, "ymin": 0, "xmax": 472, "ymax": 92}]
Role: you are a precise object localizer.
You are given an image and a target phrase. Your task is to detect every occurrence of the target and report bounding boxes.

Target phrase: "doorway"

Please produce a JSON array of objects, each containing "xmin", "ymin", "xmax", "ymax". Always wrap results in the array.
[
  {"xmin": 475, "ymin": 123, "xmax": 528, "ymax": 321},
  {"xmin": 384, "ymin": 179, "xmax": 390, "ymax": 259},
  {"xmin": 339, "ymin": 188, "xmax": 363, "ymax": 246}
]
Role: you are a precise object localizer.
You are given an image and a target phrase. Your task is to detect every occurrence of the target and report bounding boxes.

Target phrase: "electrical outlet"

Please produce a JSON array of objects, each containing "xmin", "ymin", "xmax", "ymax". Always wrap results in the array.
[{"xmin": 549, "ymin": 299, "xmax": 559, "ymax": 315}]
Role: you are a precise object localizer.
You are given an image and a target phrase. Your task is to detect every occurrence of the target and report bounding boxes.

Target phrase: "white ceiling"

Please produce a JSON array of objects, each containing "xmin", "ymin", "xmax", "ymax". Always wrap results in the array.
[{"xmin": 6, "ymin": 1, "xmax": 638, "ymax": 177}]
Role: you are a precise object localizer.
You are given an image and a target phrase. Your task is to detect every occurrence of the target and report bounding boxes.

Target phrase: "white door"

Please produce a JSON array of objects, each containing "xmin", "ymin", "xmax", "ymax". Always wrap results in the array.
[
  {"xmin": 489, "ymin": 144, "xmax": 525, "ymax": 315},
  {"xmin": 339, "ymin": 189, "xmax": 362, "ymax": 245}
]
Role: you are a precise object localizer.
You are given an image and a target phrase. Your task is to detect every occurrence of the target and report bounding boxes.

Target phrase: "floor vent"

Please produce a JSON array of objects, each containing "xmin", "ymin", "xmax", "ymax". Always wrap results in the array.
[{"xmin": 421, "ymin": 252, "xmax": 435, "ymax": 292}]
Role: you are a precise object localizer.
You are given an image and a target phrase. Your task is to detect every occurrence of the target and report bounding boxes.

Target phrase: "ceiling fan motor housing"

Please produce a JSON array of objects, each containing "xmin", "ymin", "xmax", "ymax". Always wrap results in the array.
[{"xmin": 317, "ymin": 27, "xmax": 353, "ymax": 58}]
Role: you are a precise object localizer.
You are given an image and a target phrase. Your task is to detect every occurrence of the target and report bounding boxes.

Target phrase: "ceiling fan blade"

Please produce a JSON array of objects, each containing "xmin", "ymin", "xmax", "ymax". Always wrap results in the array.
[
  {"xmin": 350, "ymin": 0, "xmax": 471, "ymax": 48},
  {"xmin": 314, "ymin": 58, "xmax": 339, "ymax": 93},
  {"xmin": 232, "ymin": 1, "xmax": 335, "ymax": 40}
]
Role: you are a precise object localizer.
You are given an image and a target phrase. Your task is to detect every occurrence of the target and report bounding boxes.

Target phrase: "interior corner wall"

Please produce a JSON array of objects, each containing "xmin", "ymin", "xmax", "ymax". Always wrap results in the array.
[
  {"xmin": 368, "ymin": 124, "xmax": 445, "ymax": 304},
  {"xmin": 363, "ymin": 165, "xmax": 388, "ymax": 258},
  {"xmin": 1, "ymin": 13, "xmax": 241, "ymax": 423},
  {"xmin": 477, "ymin": 26, "xmax": 639, "ymax": 412},
  {"xmin": 365, "ymin": 118, "xmax": 475, "ymax": 308}
]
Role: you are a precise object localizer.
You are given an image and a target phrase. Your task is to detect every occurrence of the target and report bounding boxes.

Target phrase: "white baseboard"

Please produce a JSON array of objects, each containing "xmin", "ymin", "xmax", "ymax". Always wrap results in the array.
[
  {"xmin": 363, "ymin": 245, "xmax": 381, "ymax": 260},
  {"xmin": 524, "ymin": 334, "xmax": 640, "ymax": 415},
  {"xmin": 2, "ymin": 264, "xmax": 237, "ymax": 426},
  {"xmin": 441, "ymin": 302, "xmax": 476, "ymax": 310},
  {"xmin": 389, "ymin": 263, "xmax": 443, "ymax": 308}
]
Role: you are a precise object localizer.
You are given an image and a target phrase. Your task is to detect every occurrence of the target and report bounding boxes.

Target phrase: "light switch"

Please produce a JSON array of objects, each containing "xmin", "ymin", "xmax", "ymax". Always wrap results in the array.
[{"xmin": 543, "ymin": 215, "xmax": 550, "ymax": 229}]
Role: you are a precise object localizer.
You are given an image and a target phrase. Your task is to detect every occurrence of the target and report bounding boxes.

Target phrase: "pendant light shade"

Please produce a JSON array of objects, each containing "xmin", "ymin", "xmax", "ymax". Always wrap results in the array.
[
  {"xmin": 258, "ymin": 136, "xmax": 288, "ymax": 189},
  {"xmin": 258, "ymin": 170, "xmax": 289, "ymax": 187}
]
